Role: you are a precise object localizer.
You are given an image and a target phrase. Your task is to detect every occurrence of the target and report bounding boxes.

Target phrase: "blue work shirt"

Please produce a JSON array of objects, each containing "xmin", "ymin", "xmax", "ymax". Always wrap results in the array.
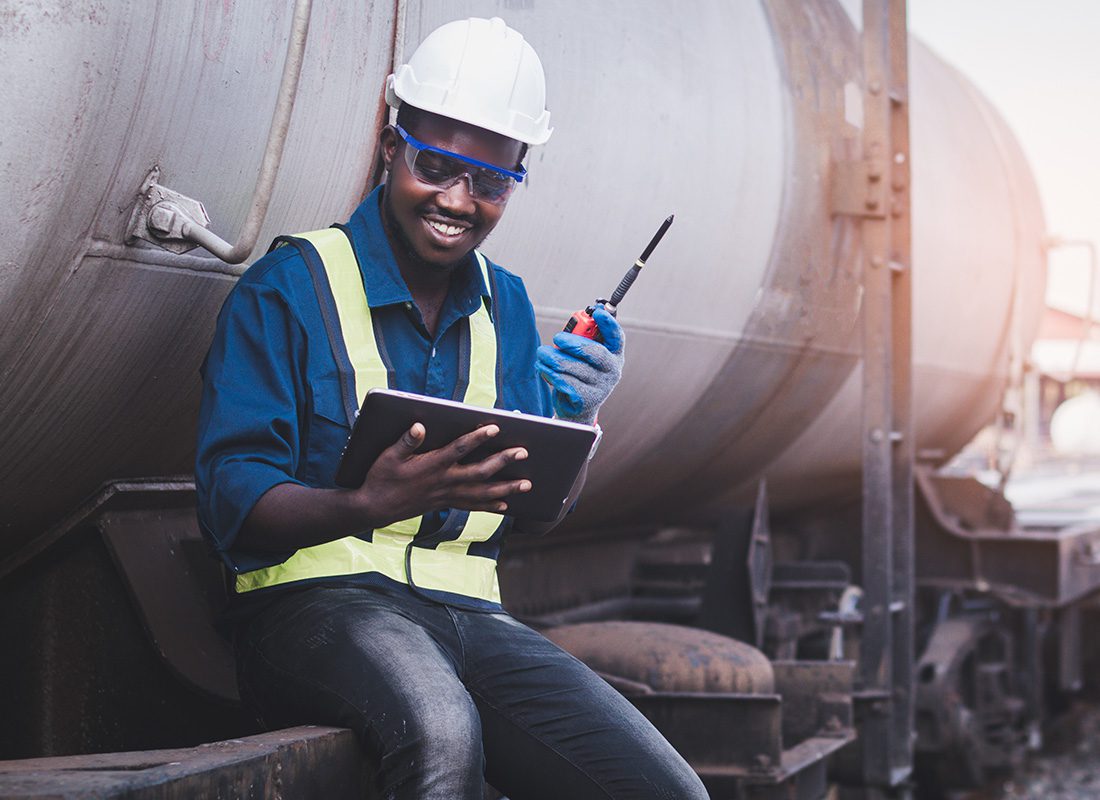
[{"xmin": 195, "ymin": 185, "xmax": 551, "ymax": 589}]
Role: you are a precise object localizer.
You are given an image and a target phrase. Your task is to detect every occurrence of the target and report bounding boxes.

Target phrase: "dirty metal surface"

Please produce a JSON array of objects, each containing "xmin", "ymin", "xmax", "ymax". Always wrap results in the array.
[
  {"xmin": 0, "ymin": 522, "xmax": 257, "ymax": 761},
  {"xmin": 0, "ymin": 478, "xmax": 238, "ymax": 706},
  {"xmin": 0, "ymin": 2, "xmax": 390, "ymax": 565},
  {"xmin": 917, "ymin": 469, "xmax": 1100, "ymax": 605},
  {"xmin": 632, "ymin": 688, "xmax": 854, "ymax": 784},
  {"xmin": 0, "ymin": 727, "xmax": 370, "ymax": 799},
  {"xmin": 545, "ymin": 620, "xmax": 775, "ymax": 694},
  {"xmin": 914, "ymin": 616, "xmax": 1028, "ymax": 792},
  {"xmin": 98, "ymin": 493, "xmax": 238, "ymax": 703},
  {"xmin": 772, "ymin": 660, "xmax": 856, "ymax": 747},
  {"xmin": 631, "ymin": 692, "xmax": 784, "ymax": 773}
]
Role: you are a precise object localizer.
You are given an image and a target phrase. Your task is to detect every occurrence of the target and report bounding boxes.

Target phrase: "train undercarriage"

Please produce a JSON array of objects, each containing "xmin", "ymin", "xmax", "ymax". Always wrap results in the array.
[{"xmin": 3, "ymin": 462, "xmax": 1099, "ymax": 799}]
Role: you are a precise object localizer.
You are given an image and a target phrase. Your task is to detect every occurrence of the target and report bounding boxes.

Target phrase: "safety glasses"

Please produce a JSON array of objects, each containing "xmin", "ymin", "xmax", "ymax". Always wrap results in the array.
[{"xmin": 394, "ymin": 124, "xmax": 525, "ymax": 205}]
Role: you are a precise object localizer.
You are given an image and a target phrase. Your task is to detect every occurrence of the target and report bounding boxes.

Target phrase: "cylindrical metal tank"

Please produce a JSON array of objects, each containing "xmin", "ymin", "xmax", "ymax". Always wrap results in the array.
[
  {"xmin": 0, "ymin": 1, "xmax": 395, "ymax": 560},
  {"xmin": 762, "ymin": 38, "xmax": 1047, "ymax": 510},
  {"xmin": 0, "ymin": 1, "xmax": 1045, "ymax": 562}
]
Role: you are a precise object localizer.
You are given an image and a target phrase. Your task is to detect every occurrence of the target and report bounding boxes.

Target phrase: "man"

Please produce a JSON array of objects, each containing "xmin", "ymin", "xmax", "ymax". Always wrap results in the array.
[{"xmin": 196, "ymin": 16, "xmax": 707, "ymax": 800}]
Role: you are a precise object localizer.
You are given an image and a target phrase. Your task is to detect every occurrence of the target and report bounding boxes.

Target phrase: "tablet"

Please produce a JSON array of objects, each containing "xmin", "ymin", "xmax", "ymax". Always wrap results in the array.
[{"xmin": 335, "ymin": 389, "xmax": 598, "ymax": 522}]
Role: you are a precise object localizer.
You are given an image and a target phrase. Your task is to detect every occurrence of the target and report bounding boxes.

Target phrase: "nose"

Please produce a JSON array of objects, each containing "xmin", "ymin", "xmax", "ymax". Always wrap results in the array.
[{"xmin": 436, "ymin": 174, "xmax": 478, "ymax": 215}]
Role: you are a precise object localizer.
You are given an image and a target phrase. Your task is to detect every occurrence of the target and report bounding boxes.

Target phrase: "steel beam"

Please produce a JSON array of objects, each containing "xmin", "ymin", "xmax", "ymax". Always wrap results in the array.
[
  {"xmin": 0, "ymin": 727, "xmax": 370, "ymax": 799},
  {"xmin": 859, "ymin": 0, "xmax": 914, "ymax": 789}
]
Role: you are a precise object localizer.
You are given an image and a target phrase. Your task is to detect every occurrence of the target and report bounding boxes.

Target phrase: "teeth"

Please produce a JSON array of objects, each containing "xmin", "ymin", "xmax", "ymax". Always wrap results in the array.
[{"xmin": 428, "ymin": 220, "xmax": 465, "ymax": 236}]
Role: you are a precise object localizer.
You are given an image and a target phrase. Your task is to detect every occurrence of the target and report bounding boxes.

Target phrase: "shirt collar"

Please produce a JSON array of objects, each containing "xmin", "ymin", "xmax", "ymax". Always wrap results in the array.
[{"xmin": 347, "ymin": 186, "xmax": 491, "ymax": 316}]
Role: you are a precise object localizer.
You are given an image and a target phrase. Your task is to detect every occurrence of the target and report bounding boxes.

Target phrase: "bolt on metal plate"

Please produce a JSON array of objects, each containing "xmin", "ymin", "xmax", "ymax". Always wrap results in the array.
[{"xmin": 126, "ymin": 167, "xmax": 211, "ymax": 254}]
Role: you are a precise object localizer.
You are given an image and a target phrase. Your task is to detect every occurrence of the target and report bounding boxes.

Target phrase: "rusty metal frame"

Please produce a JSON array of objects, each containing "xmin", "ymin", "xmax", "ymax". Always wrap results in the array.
[
  {"xmin": 98, "ymin": 500, "xmax": 239, "ymax": 703},
  {"xmin": 0, "ymin": 479, "xmax": 190, "ymax": 582},
  {"xmin": 630, "ymin": 667, "xmax": 856, "ymax": 797},
  {"xmin": 915, "ymin": 467, "xmax": 1100, "ymax": 606},
  {"xmin": 858, "ymin": 0, "xmax": 914, "ymax": 790},
  {"xmin": 913, "ymin": 616, "xmax": 1028, "ymax": 777},
  {"xmin": 0, "ymin": 727, "xmax": 368, "ymax": 799},
  {"xmin": 0, "ymin": 478, "xmax": 239, "ymax": 704}
]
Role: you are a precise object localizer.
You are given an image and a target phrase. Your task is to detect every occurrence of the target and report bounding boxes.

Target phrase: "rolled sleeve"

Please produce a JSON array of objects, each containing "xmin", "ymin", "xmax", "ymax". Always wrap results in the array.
[{"xmin": 195, "ymin": 279, "xmax": 308, "ymax": 570}]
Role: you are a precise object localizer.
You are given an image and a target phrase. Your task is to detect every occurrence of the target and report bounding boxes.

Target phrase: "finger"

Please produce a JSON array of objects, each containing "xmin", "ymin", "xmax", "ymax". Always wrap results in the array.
[
  {"xmin": 592, "ymin": 305, "xmax": 624, "ymax": 354},
  {"xmin": 455, "ymin": 446, "xmax": 528, "ymax": 481},
  {"xmin": 438, "ymin": 423, "xmax": 500, "ymax": 463},
  {"xmin": 474, "ymin": 478, "xmax": 533, "ymax": 498},
  {"xmin": 550, "ymin": 332, "xmax": 615, "ymax": 370},
  {"xmin": 452, "ymin": 478, "xmax": 534, "ymax": 506},
  {"xmin": 461, "ymin": 499, "xmax": 513, "ymax": 514},
  {"xmin": 537, "ymin": 348, "xmax": 598, "ymax": 385},
  {"xmin": 535, "ymin": 361, "xmax": 585, "ymax": 402},
  {"xmin": 535, "ymin": 359, "xmax": 584, "ymax": 400}
]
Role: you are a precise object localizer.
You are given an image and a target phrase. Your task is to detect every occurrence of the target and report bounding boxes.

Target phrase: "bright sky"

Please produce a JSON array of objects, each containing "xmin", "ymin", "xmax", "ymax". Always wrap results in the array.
[{"xmin": 908, "ymin": 0, "xmax": 1100, "ymax": 317}]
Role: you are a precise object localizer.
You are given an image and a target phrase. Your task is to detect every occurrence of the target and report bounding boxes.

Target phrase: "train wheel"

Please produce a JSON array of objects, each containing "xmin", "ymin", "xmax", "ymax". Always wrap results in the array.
[{"xmin": 913, "ymin": 615, "xmax": 1028, "ymax": 794}]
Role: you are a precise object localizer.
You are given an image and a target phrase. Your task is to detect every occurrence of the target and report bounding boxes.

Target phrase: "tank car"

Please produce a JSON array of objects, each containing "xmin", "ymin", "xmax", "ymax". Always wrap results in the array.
[{"xmin": 2, "ymin": 1, "xmax": 1095, "ymax": 798}]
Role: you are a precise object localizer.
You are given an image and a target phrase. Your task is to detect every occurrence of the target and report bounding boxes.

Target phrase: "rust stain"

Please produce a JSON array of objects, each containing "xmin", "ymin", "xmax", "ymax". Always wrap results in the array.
[
  {"xmin": 261, "ymin": 6, "xmax": 280, "ymax": 67},
  {"xmin": 201, "ymin": 0, "xmax": 232, "ymax": 63}
]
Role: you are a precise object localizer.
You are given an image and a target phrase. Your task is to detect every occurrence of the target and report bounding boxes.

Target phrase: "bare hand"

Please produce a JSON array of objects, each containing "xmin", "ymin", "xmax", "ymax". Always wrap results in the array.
[{"xmin": 353, "ymin": 423, "xmax": 532, "ymax": 528}]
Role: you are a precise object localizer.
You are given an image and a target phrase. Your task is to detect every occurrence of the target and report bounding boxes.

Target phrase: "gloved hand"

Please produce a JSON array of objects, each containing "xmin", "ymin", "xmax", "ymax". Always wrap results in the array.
[{"xmin": 535, "ymin": 305, "xmax": 624, "ymax": 425}]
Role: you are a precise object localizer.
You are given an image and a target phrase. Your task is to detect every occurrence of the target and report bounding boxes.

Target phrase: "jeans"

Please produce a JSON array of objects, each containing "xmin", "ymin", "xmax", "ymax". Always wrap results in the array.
[{"xmin": 235, "ymin": 585, "xmax": 709, "ymax": 800}]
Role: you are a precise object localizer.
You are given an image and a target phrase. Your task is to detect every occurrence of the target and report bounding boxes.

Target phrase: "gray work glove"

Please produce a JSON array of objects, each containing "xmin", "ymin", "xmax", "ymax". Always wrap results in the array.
[{"xmin": 535, "ymin": 305, "xmax": 624, "ymax": 425}]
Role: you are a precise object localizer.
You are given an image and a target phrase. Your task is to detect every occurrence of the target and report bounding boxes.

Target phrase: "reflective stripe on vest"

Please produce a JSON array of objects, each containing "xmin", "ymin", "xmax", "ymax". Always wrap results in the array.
[{"xmin": 235, "ymin": 227, "xmax": 505, "ymax": 602}]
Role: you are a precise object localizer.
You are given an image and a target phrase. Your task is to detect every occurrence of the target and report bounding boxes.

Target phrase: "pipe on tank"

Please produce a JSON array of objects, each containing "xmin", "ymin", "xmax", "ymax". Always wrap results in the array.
[{"xmin": 129, "ymin": 0, "xmax": 313, "ymax": 264}]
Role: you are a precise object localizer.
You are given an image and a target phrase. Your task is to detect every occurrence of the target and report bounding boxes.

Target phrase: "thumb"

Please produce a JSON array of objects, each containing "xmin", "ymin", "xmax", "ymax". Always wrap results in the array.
[
  {"xmin": 592, "ymin": 305, "xmax": 624, "ymax": 355},
  {"xmin": 394, "ymin": 423, "xmax": 426, "ymax": 457}
]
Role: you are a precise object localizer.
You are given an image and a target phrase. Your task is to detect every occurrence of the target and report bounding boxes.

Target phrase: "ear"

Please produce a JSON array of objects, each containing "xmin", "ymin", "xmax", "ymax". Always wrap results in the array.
[{"xmin": 379, "ymin": 125, "xmax": 398, "ymax": 171}]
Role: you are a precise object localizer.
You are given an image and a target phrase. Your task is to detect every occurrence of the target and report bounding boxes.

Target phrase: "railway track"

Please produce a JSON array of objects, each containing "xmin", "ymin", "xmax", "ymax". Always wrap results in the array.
[{"xmin": 947, "ymin": 702, "xmax": 1100, "ymax": 800}]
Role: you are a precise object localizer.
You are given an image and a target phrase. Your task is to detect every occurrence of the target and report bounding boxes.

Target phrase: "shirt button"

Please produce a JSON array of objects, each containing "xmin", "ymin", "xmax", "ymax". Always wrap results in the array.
[
  {"xmin": 431, "ymin": 347, "xmax": 437, "ymax": 358},
  {"xmin": 405, "ymin": 302, "xmax": 412, "ymax": 309}
]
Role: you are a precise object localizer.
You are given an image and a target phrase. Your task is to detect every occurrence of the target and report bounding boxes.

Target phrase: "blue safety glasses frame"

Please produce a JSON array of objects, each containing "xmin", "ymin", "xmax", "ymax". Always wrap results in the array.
[{"xmin": 394, "ymin": 124, "xmax": 526, "ymax": 205}]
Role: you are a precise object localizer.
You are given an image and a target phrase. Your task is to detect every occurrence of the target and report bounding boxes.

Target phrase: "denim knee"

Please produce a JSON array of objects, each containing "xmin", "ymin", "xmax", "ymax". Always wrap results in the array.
[{"xmin": 377, "ymin": 690, "xmax": 485, "ymax": 799}]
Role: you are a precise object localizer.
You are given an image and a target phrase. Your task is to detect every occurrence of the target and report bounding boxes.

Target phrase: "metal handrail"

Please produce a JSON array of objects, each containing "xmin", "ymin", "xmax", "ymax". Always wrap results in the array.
[{"xmin": 191, "ymin": 0, "xmax": 312, "ymax": 263}]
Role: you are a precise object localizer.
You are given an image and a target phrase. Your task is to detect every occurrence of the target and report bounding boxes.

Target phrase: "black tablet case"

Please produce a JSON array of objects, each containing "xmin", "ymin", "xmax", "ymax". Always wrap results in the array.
[{"xmin": 336, "ymin": 389, "xmax": 597, "ymax": 522}]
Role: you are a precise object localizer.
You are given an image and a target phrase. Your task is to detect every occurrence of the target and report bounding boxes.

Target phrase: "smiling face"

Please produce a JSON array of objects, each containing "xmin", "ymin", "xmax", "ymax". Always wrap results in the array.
[{"xmin": 380, "ymin": 109, "xmax": 525, "ymax": 279}]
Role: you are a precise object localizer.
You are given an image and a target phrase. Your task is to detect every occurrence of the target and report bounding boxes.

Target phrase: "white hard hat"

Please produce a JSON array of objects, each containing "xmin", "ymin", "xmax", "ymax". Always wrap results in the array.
[{"xmin": 386, "ymin": 17, "xmax": 553, "ymax": 146}]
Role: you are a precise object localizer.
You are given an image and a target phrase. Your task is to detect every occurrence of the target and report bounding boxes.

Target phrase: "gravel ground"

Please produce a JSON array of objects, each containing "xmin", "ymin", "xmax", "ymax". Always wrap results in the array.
[{"xmin": 979, "ymin": 704, "xmax": 1100, "ymax": 799}]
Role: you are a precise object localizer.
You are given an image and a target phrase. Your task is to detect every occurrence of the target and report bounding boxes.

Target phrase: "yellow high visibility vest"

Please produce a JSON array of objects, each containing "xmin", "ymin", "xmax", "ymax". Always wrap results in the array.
[{"xmin": 235, "ymin": 227, "xmax": 506, "ymax": 604}]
